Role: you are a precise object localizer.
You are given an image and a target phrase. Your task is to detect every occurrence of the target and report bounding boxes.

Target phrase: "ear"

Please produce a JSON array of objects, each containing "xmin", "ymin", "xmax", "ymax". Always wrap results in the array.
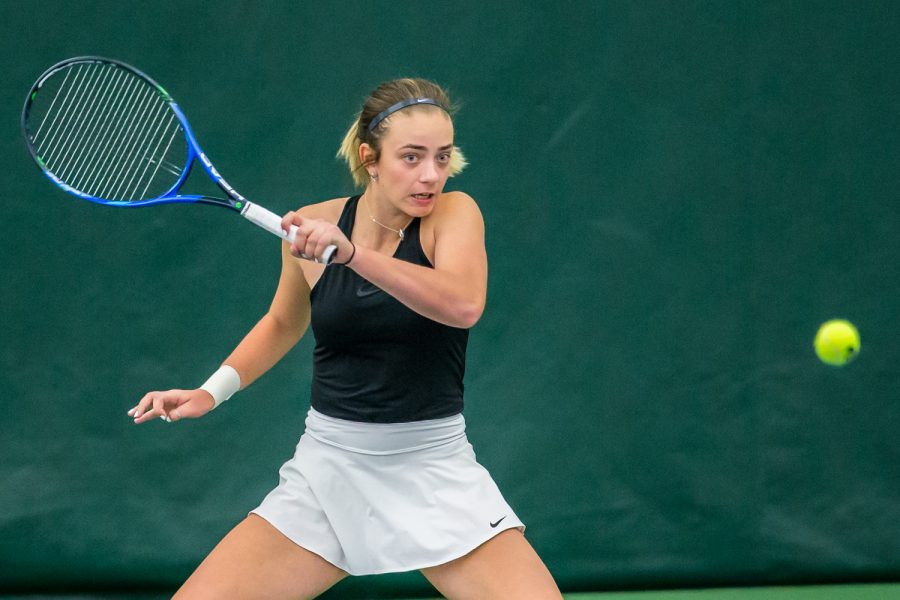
[{"xmin": 358, "ymin": 142, "xmax": 377, "ymax": 167}]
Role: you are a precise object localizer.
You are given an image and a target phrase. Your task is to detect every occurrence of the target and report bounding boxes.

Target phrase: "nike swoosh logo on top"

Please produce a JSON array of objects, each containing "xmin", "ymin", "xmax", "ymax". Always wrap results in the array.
[
  {"xmin": 356, "ymin": 284, "xmax": 382, "ymax": 298},
  {"xmin": 490, "ymin": 516, "xmax": 507, "ymax": 528}
]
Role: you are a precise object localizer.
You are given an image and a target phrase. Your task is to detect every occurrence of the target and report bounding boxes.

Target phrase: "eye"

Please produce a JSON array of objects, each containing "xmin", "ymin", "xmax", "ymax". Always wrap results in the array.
[
  {"xmin": 437, "ymin": 152, "xmax": 451, "ymax": 164},
  {"xmin": 402, "ymin": 154, "xmax": 420, "ymax": 164}
]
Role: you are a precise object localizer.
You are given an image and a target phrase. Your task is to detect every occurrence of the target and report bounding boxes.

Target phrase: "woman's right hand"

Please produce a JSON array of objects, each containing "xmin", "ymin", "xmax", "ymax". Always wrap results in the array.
[
  {"xmin": 128, "ymin": 388, "xmax": 216, "ymax": 424},
  {"xmin": 281, "ymin": 210, "xmax": 355, "ymax": 265}
]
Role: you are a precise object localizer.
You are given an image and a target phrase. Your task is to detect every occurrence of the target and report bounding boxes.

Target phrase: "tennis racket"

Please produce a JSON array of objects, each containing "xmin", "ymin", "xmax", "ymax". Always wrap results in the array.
[{"xmin": 21, "ymin": 56, "xmax": 336, "ymax": 264}]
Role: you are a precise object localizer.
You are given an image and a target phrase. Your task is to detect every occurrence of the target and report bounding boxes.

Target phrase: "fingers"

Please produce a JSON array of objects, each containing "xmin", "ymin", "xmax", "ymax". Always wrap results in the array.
[
  {"xmin": 127, "ymin": 391, "xmax": 182, "ymax": 424},
  {"xmin": 127, "ymin": 392, "xmax": 156, "ymax": 423},
  {"xmin": 313, "ymin": 234, "xmax": 338, "ymax": 264},
  {"xmin": 128, "ymin": 389, "xmax": 216, "ymax": 425},
  {"xmin": 300, "ymin": 223, "xmax": 323, "ymax": 260},
  {"xmin": 287, "ymin": 217, "xmax": 344, "ymax": 263},
  {"xmin": 281, "ymin": 211, "xmax": 302, "ymax": 236},
  {"xmin": 128, "ymin": 394, "xmax": 165, "ymax": 424},
  {"xmin": 164, "ymin": 406, "xmax": 183, "ymax": 423}
]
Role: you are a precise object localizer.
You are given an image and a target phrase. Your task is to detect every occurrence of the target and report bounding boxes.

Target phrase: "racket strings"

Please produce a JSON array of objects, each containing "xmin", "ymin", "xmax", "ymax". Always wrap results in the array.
[
  {"xmin": 58, "ymin": 67, "xmax": 137, "ymax": 191},
  {"xmin": 27, "ymin": 62, "xmax": 186, "ymax": 201},
  {"xmin": 47, "ymin": 65, "xmax": 128, "ymax": 188}
]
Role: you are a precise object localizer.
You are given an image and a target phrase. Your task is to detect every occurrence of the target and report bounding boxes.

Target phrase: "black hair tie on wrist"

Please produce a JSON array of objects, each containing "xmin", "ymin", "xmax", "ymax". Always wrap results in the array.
[{"xmin": 338, "ymin": 242, "xmax": 356, "ymax": 266}]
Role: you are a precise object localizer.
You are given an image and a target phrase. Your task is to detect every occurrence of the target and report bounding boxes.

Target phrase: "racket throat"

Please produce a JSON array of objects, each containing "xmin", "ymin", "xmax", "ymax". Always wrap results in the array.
[{"xmin": 198, "ymin": 151, "xmax": 247, "ymax": 208}]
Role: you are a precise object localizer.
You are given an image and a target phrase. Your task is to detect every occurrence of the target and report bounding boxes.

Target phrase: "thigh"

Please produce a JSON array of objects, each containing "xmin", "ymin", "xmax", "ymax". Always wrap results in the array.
[
  {"xmin": 173, "ymin": 514, "xmax": 347, "ymax": 600},
  {"xmin": 421, "ymin": 529, "xmax": 562, "ymax": 600}
]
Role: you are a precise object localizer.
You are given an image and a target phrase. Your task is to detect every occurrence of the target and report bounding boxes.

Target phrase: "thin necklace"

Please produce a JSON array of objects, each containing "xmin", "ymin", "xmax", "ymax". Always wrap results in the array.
[{"xmin": 363, "ymin": 196, "xmax": 413, "ymax": 240}]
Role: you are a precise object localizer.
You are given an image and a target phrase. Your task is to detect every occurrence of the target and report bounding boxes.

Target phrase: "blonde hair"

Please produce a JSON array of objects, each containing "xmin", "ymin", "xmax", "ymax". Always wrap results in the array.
[{"xmin": 337, "ymin": 78, "xmax": 467, "ymax": 188}]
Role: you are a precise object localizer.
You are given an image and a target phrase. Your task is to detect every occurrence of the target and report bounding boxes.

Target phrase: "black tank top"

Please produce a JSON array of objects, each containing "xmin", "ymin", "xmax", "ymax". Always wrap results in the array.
[{"xmin": 309, "ymin": 195, "xmax": 468, "ymax": 423}]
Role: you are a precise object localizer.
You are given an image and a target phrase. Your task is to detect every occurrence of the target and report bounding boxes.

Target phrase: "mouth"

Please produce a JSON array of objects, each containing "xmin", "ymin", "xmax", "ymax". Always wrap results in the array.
[{"xmin": 411, "ymin": 193, "xmax": 435, "ymax": 204}]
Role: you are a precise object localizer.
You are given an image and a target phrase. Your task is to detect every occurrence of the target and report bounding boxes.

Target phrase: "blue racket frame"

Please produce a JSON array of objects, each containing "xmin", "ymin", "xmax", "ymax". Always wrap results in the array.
[
  {"xmin": 22, "ymin": 56, "xmax": 337, "ymax": 264},
  {"xmin": 22, "ymin": 56, "xmax": 246, "ymax": 212}
]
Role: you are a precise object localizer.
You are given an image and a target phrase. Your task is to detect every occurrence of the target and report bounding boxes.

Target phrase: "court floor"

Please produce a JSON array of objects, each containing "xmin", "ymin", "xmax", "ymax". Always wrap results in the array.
[
  {"xmin": 563, "ymin": 583, "xmax": 898, "ymax": 599},
  {"xmin": 2, "ymin": 582, "xmax": 897, "ymax": 599}
]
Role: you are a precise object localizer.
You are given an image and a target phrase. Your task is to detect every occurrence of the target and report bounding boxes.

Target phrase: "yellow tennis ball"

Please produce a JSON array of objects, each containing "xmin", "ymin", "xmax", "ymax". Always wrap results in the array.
[{"xmin": 814, "ymin": 319, "xmax": 860, "ymax": 366}]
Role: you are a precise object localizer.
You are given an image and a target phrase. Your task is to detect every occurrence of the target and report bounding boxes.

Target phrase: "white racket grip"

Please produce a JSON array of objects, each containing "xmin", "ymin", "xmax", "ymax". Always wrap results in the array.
[
  {"xmin": 241, "ymin": 201, "xmax": 295, "ymax": 241},
  {"xmin": 241, "ymin": 202, "xmax": 337, "ymax": 264}
]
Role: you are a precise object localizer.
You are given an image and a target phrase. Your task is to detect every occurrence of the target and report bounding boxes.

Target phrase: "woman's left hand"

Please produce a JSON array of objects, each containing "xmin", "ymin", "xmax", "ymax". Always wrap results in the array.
[{"xmin": 281, "ymin": 211, "xmax": 354, "ymax": 265}]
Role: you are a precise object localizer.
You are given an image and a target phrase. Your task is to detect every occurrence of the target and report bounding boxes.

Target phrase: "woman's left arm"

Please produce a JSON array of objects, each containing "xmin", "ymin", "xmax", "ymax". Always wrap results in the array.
[{"xmin": 349, "ymin": 192, "xmax": 487, "ymax": 328}]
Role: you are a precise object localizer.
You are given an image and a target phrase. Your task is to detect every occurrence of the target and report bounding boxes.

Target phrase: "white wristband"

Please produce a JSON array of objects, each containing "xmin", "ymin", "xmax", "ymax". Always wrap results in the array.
[{"xmin": 200, "ymin": 365, "xmax": 241, "ymax": 409}]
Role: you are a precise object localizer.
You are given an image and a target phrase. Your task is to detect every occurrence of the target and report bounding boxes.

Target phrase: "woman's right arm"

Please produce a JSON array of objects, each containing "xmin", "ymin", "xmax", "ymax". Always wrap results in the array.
[{"xmin": 129, "ymin": 240, "xmax": 312, "ymax": 424}]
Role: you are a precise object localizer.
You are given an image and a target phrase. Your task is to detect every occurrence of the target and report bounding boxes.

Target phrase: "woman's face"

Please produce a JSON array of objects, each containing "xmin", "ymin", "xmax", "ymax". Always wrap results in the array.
[{"xmin": 369, "ymin": 109, "xmax": 455, "ymax": 217}]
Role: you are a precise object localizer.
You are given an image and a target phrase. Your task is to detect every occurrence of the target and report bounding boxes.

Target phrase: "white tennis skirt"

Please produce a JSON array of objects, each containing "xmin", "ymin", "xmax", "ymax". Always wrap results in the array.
[{"xmin": 249, "ymin": 408, "xmax": 525, "ymax": 575}]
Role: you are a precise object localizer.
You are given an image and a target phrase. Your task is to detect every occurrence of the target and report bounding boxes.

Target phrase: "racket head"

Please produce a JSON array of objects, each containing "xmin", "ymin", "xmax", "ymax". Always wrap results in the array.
[{"xmin": 22, "ymin": 56, "xmax": 197, "ymax": 207}]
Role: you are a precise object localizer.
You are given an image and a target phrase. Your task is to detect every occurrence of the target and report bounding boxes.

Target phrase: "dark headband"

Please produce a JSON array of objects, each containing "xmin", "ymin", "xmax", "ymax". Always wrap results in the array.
[{"xmin": 366, "ymin": 97, "xmax": 446, "ymax": 133}]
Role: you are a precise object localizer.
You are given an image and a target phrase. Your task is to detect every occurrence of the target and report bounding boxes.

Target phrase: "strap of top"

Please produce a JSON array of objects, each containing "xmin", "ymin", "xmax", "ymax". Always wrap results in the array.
[{"xmin": 336, "ymin": 195, "xmax": 429, "ymax": 266}]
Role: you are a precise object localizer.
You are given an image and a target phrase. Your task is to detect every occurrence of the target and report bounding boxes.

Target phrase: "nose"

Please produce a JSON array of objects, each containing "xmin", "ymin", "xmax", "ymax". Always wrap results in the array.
[{"xmin": 420, "ymin": 159, "xmax": 439, "ymax": 183}]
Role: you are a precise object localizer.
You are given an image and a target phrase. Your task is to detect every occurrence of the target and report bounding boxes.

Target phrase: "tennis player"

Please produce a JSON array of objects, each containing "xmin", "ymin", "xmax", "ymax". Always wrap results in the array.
[{"xmin": 129, "ymin": 78, "xmax": 562, "ymax": 599}]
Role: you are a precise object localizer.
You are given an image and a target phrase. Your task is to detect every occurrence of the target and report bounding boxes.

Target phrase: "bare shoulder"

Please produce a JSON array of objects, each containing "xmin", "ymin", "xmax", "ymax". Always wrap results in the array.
[
  {"xmin": 296, "ymin": 196, "xmax": 349, "ymax": 222},
  {"xmin": 431, "ymin": 190, "xmax": 483, "ymax": 226},
  {"xmin": 419, "ymin": 191, "xmax": 486, "ymax": 266}
]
